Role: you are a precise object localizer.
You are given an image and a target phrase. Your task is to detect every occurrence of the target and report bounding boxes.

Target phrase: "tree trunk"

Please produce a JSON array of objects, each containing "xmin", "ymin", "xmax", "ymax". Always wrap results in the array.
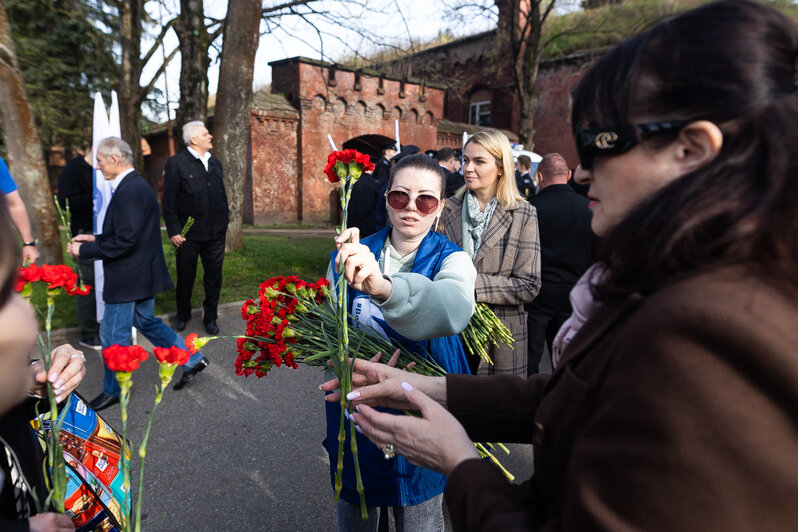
[
  {"xmin": 0, "ymin": 0, "xmax": 62, "ymax": 263},
  {"xmin": 215, "ymin": 0, "xmax": 260, "ymax": 251},
  {"xmin": 118, "ymin": 0, "xmax": 145, "ymax": 180},
  {"xmin": 175, "ymin": 0, "xmax": 210, "ymax": 143}
]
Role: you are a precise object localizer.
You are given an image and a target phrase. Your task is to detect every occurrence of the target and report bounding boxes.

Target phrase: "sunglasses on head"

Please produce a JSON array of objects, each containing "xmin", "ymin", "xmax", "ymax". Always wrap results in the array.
[
  {"xmin": 385, "ymin": 190, "xmax": 440, "ymax": 215},
  {"xmin": 574, "ymin": 121, "xmax": 688, "ymax": 170}
]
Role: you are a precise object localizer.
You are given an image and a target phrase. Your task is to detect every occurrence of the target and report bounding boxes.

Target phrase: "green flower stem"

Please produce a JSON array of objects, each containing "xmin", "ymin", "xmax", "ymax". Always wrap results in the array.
[
  {"xmin": 116, "ymin": 372, "xmax": 133, "ymax": 532},
  {"xmin": 44, "ymin": 293, "xmax": 66, "ymax": 513},
  {"xmin": 349, "ymin": 407, "xmax": 367, "ymax": 520},
  {"xmin": 134, "ymin": 363, "xmax": 176, "ymax": 532}
]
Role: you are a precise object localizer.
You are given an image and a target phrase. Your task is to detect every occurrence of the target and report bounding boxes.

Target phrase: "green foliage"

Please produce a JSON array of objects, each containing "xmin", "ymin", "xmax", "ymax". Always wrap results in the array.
[
  {"xmin": 42, "ymin": 230, "xmax": 332, "ymax": 330},
  {"xmin": 6, "ymin": 0, "xmax": 117, "ymax": 152},
  {"xmin": 543, "ymin": 0, "xmax": 798, "ymax": 58}
]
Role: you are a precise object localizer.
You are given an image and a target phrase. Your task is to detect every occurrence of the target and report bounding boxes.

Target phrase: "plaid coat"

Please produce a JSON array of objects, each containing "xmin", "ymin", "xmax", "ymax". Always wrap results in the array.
[{"xmin": 439, "ymin": 191, "xmax": 541, "ymax": 375}]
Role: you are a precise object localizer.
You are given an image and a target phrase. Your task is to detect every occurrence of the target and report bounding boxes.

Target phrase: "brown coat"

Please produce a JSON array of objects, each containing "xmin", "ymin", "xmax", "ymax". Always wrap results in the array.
[
  {"xmin": 444, "ymin": 266, "xmax": 798, "ymax": 531},
  {"xmin": 439, "ymin": 191, "xmax": 541, "ymax": 375}
]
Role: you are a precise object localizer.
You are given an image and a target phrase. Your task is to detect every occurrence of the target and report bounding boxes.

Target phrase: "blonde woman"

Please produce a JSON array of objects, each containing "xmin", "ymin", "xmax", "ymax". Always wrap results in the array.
[{"xmin": 439, "ymin": 129, "xmax": 541, "ymax": 375}]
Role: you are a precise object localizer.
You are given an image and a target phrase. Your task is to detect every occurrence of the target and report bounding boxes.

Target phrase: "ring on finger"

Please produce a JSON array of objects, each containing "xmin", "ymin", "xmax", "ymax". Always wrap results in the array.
[
  {"xmin": 71, "ymin": 352, "xmax": 86, "ymax": 362},
  {"xmin": 382, "ymin": 443, "xmax": 396, "ymax": 460}
]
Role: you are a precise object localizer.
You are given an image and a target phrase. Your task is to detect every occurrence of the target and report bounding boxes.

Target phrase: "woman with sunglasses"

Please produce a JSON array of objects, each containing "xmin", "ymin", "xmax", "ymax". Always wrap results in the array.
[
  {"xmin": 324, "ymin": 153, "xmax": 477, "ymax": 531},
  {"xmin": 438, "ymin": 128, "xmax": 541, "ymax": 375},
  {"xmin": 325, "ymin": 1, "xmax": 798, "ymax": 529}
]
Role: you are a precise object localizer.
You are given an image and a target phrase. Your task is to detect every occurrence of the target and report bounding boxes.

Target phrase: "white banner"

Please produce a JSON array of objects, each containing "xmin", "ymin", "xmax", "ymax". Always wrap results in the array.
[
  {"xmin": 92, "ymin": 91, "xmax": 120, "ymax": 321},
  {"xmin": 395, "ymin": 119, "xmax": 401, "ymax": 154}
]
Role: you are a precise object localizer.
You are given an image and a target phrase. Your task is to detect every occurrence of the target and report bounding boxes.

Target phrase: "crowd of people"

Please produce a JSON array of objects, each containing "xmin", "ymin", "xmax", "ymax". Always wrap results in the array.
[{"xmin": 3, "ymin": 0, "xmax": 798, "ymax": 529}]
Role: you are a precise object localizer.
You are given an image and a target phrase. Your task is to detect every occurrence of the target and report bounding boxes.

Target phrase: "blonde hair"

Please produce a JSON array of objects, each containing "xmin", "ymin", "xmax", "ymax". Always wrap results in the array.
[{"xmin": 464, "ymin": 129, "xmax": 525, "ymax": 209}]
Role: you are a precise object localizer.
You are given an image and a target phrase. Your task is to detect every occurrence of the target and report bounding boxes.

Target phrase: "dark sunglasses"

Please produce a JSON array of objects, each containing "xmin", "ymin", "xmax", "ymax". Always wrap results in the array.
[
  {"xmin": 574, "ymin": 121, "xmax": 688, "ymax": 170},
  {"xmin": 385, "ymin": 190, "xmax": 440, "ymax": 215}
]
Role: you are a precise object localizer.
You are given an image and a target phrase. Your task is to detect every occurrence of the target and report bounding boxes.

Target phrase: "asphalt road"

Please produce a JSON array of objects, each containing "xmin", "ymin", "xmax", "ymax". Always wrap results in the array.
[{"xmin": 70, "ymin": 305, "xmax": 536, "ymax": 531}]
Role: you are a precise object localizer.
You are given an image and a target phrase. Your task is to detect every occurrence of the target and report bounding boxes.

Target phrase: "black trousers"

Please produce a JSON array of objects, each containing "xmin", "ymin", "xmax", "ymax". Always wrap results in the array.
[
  {"xmin": 75, "ymin": 256, "xmax": 99, "ymax": 338},
  {"xmin": 526, "ymin": 283, "xmax": 573, "ymax": 376},
  {"xmin": 175, "ymin": 236, "xmax": 225, "ymax": 323}
]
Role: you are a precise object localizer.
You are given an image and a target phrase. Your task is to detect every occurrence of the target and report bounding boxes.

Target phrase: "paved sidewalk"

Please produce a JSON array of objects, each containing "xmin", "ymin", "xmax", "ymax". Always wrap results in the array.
[{"xmin": 61, "ymin": 301, "xmax": 534, "ymax": 531}]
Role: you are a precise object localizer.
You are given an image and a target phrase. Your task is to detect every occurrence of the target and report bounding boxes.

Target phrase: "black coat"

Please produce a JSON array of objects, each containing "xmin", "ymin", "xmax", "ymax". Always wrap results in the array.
[
  {"xmin": 80, "ymin": 171, "xmax": 173, "ymax": 303},
  {"xmin": 57, "ymin": 155, "xmax": 94, "ymax": 235},
  {"xmin": 371, "ymin": 158, "xmax": 391, "ymax": 185},
  {"xmin": 445, "ymin": 172, "xmax": 465, "ymax": 198},
  {"xmin": 529, "ymin": 183, "xmax": 594, "ymax": 310},
  {"xmin": 162, "ymin": 149, "xmax": 229, "ymax": 241},
  {"xmin": 346, "ymin": 173, "xmax": 381, "ymax": 238},
  {"xmin": 0, "ymin": 398, "xmax": 49, "ymax": 531}
]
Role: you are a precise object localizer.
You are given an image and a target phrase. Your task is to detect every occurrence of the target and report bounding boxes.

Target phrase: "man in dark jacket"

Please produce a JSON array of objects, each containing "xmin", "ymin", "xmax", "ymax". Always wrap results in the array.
[
  {"xmin": 526, "ymin": 153, "xmax": 594, "ymax": 375},
  {"xmin": 371, "ymin": 141, "xmax": 397, "ymax": 185},
  {"xmin": 346, "ymin": 170, "xmax": 381, "ymax": 238},
  {"xmin": 67, "ymin": 137, "xmax": 210, "ymax": 409},
  {"xmin": 57, "ymin": 145, "xmax": 101, "ymax": 351},
  {"xmin": 162, "ymin": 121, "xmax": 230, "ymax": 336}
]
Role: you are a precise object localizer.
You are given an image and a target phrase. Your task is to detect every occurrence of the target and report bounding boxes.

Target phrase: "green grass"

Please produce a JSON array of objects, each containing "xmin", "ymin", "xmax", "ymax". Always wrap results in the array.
[{"xmin": 32, "ymin": 231, "xmax": 332, "ymax": 330}]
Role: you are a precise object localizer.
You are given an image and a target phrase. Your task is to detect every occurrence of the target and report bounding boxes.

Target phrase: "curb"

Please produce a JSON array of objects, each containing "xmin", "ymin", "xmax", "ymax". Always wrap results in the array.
[{"xmin": 48, "ymin": 299, "xmax": 248, "ymax": 344}]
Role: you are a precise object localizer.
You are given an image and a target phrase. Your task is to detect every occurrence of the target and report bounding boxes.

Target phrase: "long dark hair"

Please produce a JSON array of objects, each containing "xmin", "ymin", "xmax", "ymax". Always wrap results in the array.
[{"xmin": 572, "ymin": 0, "xmax": 798, "ymax": 298}]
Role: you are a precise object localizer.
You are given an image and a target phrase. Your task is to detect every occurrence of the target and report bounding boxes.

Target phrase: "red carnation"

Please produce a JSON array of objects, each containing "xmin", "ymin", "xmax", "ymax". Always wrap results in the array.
[
  {"xmin": 15, "ymin": 264, "xmax": 42, "ymax": 291},
  {"xmin": 323, "ymin": 149, "xmax": 374, "ymax": 183},
  {"xmin": 41, "ymin": 264, "xmax": 78, "ymax": 290},
  {"xmin": 154, "ymin": 345, "xmax": 191, "ymax": 365},
  {"xmin": 103, "ymin": 344, "xmax": 149, "ymax": 372},
  {"xmin": 184, "ymin": 333, "xmax": 199, "ymax": 354},
  {"xmin": 66, "ymin": 283, "xmax": 92, "ymax": 296}
]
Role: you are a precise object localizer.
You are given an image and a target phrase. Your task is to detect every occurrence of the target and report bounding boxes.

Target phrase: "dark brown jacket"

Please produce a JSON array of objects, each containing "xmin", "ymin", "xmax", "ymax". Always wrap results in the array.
[
  {"xmin": 439, "ymin": 191, "xmax": 541, "ymax": 375},
  {"xmin": 444, "ymin": 266, "xmax": 798, "ymax": 530}
]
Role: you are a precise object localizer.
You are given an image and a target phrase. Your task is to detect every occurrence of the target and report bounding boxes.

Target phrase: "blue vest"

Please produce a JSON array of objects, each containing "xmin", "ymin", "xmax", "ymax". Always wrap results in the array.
[{"xmin": 325, "ymin": 227, "xmax": 470, "ymax": 507}]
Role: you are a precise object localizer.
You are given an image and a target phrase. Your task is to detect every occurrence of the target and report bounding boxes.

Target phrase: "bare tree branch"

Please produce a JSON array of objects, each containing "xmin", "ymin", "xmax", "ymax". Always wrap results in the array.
[
  {"xmin": 140, "ymin": 15, "xmax": 177, "ymax": 68},
  {"xmin": 138, "ymin": 45, "xmax": 179, "ymax": 105}
]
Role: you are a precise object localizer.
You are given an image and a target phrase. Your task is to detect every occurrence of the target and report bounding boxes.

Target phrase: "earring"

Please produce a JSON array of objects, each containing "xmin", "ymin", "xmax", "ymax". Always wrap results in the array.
[{"xmin": 434, "ymin": 216, "xmax": 440, "ymax": 232}]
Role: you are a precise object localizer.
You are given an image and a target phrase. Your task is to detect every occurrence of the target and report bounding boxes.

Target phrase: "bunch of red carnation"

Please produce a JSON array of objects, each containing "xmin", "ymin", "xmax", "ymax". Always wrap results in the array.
[
  {"xmin": 15, "ymin": 263, "xmax": 91, "ymax": 296},
  {"xmin": 323, "ymin": 149, "xmax": 375, "ymax": 183},
  {"xmin": 235, "ymin": 275, "xmax": 330, "ymax": 378}
]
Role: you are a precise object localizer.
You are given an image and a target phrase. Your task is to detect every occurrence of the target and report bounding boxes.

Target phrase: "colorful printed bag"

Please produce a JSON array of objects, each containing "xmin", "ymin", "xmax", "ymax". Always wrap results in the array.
[{"xmin": 34, "ymin": 393, "xmax": 129, "ymax": 531}]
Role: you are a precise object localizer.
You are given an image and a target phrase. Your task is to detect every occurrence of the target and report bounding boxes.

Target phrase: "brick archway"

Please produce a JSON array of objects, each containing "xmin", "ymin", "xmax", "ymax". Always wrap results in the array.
[{"xmin": 342, "ymin": 134, "xmax": 394, "ymax": 162}]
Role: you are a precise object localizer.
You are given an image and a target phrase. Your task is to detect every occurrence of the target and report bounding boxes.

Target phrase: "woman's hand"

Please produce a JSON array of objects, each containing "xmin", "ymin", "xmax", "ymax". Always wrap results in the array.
[
  {"xmin": 28, "ymin": 512, "xmax": 75, "ymax": 531},
  {"xmin": 30, "ymin": 344, "xmax": 87, "ymax": 402},
  {"xmin": 350, "ymin": 381, "xmax": 479, "ymax": 476},
  {"xmin": 321, "ymin": 354, "xmax": 446, "ymax": 410},
  {"xmin": 335, "ymin": 228, "xmax": 392, "ymax": 299}
]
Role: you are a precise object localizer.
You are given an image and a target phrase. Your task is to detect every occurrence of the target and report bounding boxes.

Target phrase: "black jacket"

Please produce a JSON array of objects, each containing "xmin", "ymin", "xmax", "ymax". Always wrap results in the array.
[
  {"xmin": 80, "ymin": 171, "xmax": 173, "ymax": 303},
  {"xmin": 56, "ymin": 156, "xmax": 94, "ymax": 235},
  {"xmin": 162, "ymin": 149, "xmax": 229, "ymax": 241},
  {"xmin": 0, "ymin": 398, "xmax": 49, "ymax": 532},
  {"xmin": 346, "ymin": 173, "xmax": 381, "ymax": 238},
  {"xmin": 529, "ymin": 184, "xmax": 594, "ymax": 309},
  {"xmin": 371, "ymin": 158, "xmax": 391, "ymax": 185}
]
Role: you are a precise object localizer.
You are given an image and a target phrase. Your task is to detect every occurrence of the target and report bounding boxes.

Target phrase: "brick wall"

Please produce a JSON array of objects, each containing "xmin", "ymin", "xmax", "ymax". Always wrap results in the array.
[
  {"xmin": 271, "ymin": 58, "xmax": 445, "ymax": 223},
  {"xmin": 249, "ymin": 110, "xmax": 300, "ymax": 224}
]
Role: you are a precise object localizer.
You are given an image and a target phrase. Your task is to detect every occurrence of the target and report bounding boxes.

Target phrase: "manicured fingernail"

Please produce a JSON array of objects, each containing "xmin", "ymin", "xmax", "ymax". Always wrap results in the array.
[
  {"xmin": 55, "ymin": 386, "xmax": 65, "ymax": 395},
  {"xmin": 318, "ymin": 384, "xmax": 323, "ymax": 390},
  {"xmin": 401, "ymin": 382, "xmax": 413, "ymax": 392},
  {"xmin": 355, "ymin": 405, "xmax": 361, "ymax": 413},
  {"xmin": 355, "ymin": 424, "xmax": 363, "ymax": 434},
  {"xmin": 344, "ymin": 409, "xmax": 351, "ymax": 421},
  {"xmin": 55, "ymin": 395, "xmax": 63, "ymax": 403},
  {"xmin": 54, "ymin": 380, "xmax": 64, "ymax": 389},
  {"xmin": 48, "ymin": 372, "xmax": 58, "ymax": 383},
  {"xmin": 346, "ymin": 390, "xmax": 361, "ymax": 400}
]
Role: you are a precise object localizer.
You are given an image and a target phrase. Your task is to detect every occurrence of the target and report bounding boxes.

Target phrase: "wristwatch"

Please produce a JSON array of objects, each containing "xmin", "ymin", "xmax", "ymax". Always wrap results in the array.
[{"xmin": 23, "ymin": 239, "xmax": 37, "ymax": 247}]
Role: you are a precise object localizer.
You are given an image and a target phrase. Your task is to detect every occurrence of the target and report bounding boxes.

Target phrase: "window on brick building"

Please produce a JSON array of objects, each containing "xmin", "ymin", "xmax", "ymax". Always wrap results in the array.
[{"xmin": 469, "ymin": 89, "xmax": 491, "ymax": 126}]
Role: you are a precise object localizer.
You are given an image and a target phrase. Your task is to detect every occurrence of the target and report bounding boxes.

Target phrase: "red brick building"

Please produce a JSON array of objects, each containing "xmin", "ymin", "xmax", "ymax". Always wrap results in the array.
[{"xmin": 145, "ymin": 25, "xmax": 602, "ymax": 225}]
